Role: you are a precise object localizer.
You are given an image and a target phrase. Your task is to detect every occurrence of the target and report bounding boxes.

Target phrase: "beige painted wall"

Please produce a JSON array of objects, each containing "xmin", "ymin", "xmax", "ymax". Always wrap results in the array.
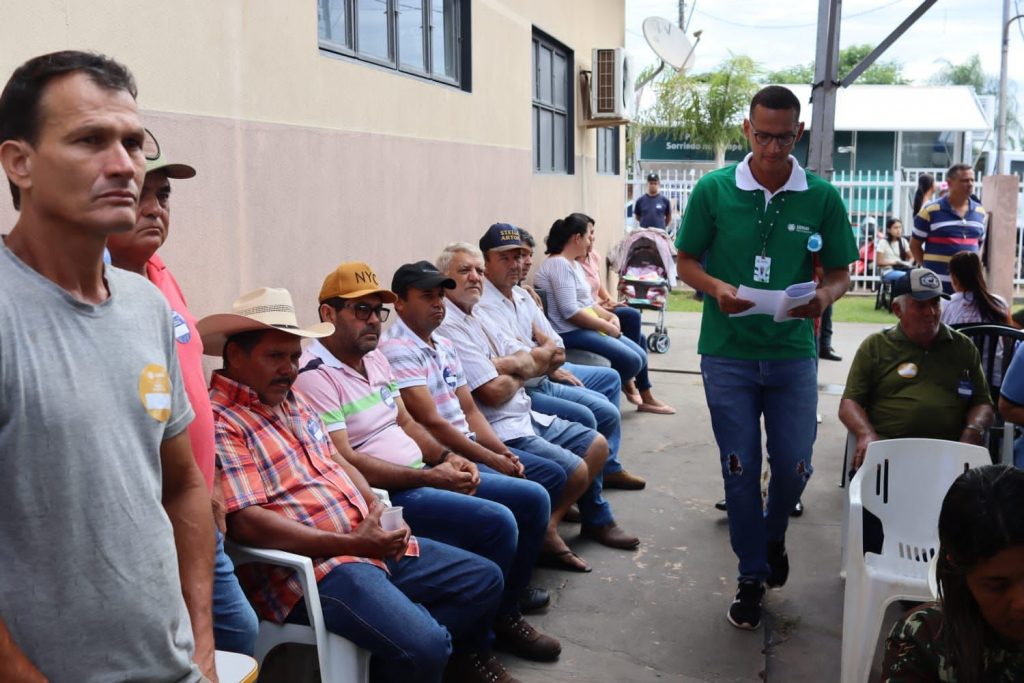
[{"xmin": 0, "ymin": 0, "xmax": 626, "ymax": 324}]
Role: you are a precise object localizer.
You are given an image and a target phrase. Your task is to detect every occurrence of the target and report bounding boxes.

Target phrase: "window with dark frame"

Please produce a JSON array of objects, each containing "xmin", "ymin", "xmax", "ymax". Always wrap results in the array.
[
  {"xmin": 532, "ymin": 29, "xmax": 574, "ymax": 175},
  {"xmin": 318, "ymin": 0, "xmax": 470, "ymax": 91},
  {"xmin": 596, "ymin": 126, "xmax": 619, "ymax": 175}
]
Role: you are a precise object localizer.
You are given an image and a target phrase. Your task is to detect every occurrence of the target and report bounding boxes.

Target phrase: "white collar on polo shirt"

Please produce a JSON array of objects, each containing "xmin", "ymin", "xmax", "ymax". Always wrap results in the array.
[{"xmin": 735, "ymin": 153, "xmax": 808, "ymax": 209}]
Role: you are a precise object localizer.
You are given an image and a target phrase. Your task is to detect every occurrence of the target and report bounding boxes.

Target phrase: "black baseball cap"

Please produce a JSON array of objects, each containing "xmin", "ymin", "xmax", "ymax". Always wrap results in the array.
[
  {"xmin": 391, "ymin": 261, "xmax": 456, "ymax": 297},
  {"xmin": 479, "ymin": 223, "xmax": 525, "ymax": 253},
  {"xmin": 646, "ymin": 172, "xmax": 659, "ymax": 182}
]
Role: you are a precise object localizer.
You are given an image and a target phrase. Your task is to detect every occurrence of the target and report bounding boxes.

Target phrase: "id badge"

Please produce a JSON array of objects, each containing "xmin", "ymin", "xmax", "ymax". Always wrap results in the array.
[{"xmin": 753, "ymin": 255, "xmax": 772, "ymax": 283}]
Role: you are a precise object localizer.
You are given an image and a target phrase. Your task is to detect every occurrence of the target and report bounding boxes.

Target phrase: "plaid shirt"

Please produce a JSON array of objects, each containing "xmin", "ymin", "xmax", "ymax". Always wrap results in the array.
[{"xmin": 210, "ymin": 371, "xmax": 418, "ymax": 622}]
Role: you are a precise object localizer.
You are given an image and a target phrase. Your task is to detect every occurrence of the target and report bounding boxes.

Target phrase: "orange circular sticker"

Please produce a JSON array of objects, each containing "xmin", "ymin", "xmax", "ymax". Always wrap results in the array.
[{"xmin": 138, "ymin": 363, "xmax": 172, "ymax": 422}]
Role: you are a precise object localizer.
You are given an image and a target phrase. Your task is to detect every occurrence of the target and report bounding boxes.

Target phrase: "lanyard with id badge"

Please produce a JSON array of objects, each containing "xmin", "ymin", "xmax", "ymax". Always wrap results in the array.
[{"xmin": 752, "ymin": 191, "xmax": 822, "ymax": 283}]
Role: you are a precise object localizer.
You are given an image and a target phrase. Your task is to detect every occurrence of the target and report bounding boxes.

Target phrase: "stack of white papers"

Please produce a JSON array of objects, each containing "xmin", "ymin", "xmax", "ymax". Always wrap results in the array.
[{"xmin": 729, "ymin": 281, "xmax": 818, "ymax": 323}]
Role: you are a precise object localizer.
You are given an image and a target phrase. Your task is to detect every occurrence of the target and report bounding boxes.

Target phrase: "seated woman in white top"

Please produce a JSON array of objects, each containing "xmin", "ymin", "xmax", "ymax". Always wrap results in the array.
[
  {"xmin": 876, "ymin": 218, "xmax": 914, "ymax": 283},
  {"xmin": 941, "ymin": 251, "xmax": 1010, "ymax": 327},
  {"xmin": 534, "ymin": 214, "xmax": 674, "ymax": 414}
]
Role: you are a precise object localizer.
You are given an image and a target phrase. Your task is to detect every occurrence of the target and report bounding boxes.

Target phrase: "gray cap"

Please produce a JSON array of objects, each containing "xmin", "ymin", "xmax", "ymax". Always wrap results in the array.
[{"xmin": 891, "ymin": 268, "xmax": 950, "ymax": 301}]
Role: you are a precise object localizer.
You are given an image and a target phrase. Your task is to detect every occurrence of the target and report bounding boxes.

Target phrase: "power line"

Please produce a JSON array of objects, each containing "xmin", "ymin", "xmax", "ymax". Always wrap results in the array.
[{"xmin": 694, "ymin": 0, "xmax": 906, "ymax": 30}]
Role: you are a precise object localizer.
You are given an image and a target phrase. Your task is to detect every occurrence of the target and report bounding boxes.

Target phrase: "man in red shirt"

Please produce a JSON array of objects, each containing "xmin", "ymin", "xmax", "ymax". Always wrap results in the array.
[{"xmin": 106, "ymin": 148, "xmax": 259, "ymax": 654}]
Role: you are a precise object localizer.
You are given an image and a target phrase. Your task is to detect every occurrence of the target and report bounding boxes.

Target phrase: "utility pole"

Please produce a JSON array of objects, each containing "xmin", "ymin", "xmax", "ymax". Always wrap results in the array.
[{"xmin": 678, "ymin": 0, "xmax": 686, "ymax": 29}]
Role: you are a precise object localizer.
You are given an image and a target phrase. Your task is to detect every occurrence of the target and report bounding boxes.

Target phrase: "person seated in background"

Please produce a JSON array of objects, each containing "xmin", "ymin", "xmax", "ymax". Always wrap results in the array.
[
  {"xmin": 474, "ymin": 223, "xmax": 645, "ymax": 491},
  {"xmin": 534, "ymin": 214, "xmax": 674, "ymax": 414},
  {"xmin": 106, "ymin": 147, "xmax": 259, "ymax": 656},
  {"xmin": 199, "ymin": 287, "xmax": 507, "ymax": 683},
  {"xmin": 292, "ymin": 262, "xmax": 560, "ymax": 668},
  {"xmin": 839, "ymin": 268, "xmax": 994, "ymax": 475},
  {"xmin": 574, "ymin": 212, "xmax": 651, "ymax": 405},
  {"xmin": 875, "ymin": 218, "xmax": 914, "ymax": 284},
  {"xmin": 881, "ymin": 464, "xmax": 1024, "ymax": 681},
  {"xmin": 940, "ymin": 251, "xmax": 1010, "ymax": 327},
  {"xmin": 436, "ymin": 241, "xmax": 640, "ymax": 572}
]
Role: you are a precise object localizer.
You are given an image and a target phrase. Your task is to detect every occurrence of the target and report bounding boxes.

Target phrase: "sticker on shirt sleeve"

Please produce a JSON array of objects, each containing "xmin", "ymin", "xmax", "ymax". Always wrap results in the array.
[
  {"xmin": 138, "ymin": 363, "xmax": 172, "ymax": 422},
  {"xmin": 896, "ymin": 362, "xmax": 918, "ymax": 379},
  {"xmin": 380, "ymin": 385, "xmax": 397, "ymax": 409},
  {"xmin": 171, "ymin": 311, "xmax": 191, "ymax": 344}
]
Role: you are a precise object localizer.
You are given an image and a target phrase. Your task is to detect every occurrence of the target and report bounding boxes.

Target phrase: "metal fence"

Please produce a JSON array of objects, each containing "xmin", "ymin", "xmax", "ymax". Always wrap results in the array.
[{"xmin": 630, "ymin": 167, "xmax": 1024, "ymax": 292}]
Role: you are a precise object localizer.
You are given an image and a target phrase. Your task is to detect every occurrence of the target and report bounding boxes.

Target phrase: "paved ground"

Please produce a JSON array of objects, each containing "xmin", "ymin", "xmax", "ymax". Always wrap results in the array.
[
  {"xmin": 261, "ymin": 308, "xmax": 899, "ymax": 682},
  {"xmin": 505, "ymin": 310, "xmax": 890, "ymax": 683}
]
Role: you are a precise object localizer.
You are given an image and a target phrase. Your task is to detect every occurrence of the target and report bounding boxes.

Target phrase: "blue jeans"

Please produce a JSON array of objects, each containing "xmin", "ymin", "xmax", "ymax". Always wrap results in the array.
[
  {"xmin": 213, "ymin": 529, "xmax": 259, "ymax": 655},
  {"xmin": 507, "ymin": 446, "xmax": 568, "ymax": 504},
  {"xmin": 881, "ymin": 269, "xmax": 909, "ymax": 284},
  {"xmin": 561, "ymin": 328, "xmax": 653, "ymax": 391},
  {"xmin": 700, "ymin": 356, "xmax": 818, "ymax": 582},
  {"xmin": 286, "ymin": 537, "xmax": 503, "ymax": 683},
  {"xmin": 391, "ymin": 471, "xmax": 548, "ymax": 618},
  {"xmin": 613, "ymin": 305, "xmax": 643, "ymax": 349},
  {"xmin": 527, "ymin": 374, "xmax": 623, "ymax": 475},
  {"xmin": 506, "ymin": 418, "xmax": 614, "ymax": 527}
]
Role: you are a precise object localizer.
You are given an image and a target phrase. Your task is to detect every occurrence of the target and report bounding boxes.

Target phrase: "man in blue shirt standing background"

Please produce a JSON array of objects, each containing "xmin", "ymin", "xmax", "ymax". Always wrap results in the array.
[{"xmin": 633, "ymin": 173, "xmax": 673, "ymax": 230}]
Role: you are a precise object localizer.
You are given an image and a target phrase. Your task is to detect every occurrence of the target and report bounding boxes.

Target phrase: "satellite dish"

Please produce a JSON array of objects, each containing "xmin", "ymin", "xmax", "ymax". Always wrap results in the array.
[{"xmin": 642, "ymin": 16, "xmax": 697, "ymax": 72}]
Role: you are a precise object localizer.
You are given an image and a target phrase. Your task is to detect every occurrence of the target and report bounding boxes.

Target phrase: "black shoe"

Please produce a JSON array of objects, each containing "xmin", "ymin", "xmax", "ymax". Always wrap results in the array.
[
  {"xmin": 819, "ymin": 347, "xmax": 842, "ymax": 362},
  {"xmin": 790, "ymin": 499, "xmax": 804, "ymax": 517},
  {"xmin": 518, "ymin": 586, "xmax": 550, "ymax": 614},
  {"xmin": 727, "ymin": 580, "xmax": 765, "ymax": 630},
  {"xmin": 714, "ymin": 498, "xmax": 727, "ymax": 511},
  {"xmin": 767, "ymin": 540, "xmax": 789, "ymax": 589}
]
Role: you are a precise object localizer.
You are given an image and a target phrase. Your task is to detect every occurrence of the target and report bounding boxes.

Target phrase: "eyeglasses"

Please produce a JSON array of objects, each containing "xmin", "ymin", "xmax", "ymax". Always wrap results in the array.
[
  {"xmin": 340, "ymin": 302, "xmax": 390, "ymax": 322},
  {"xmin": 751, "ymin": 129, "xmax": 798, "ymax": 148}
]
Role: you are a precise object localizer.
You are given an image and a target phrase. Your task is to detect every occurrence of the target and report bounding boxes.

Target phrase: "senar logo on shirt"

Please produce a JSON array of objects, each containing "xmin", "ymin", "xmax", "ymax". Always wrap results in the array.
[
  {"xmin": 380, "ymin": 385, "xmax": 396, "ymax": 409},
  {"xmin": 897, "ymin": 362, "xmax": 918, "ymax": 379},
  {"xmin": 138, "ymin": 363, "xmax": 172, "ymax": 422},
  {"xmin": 786, "ymin": 223, "xmax": 813, "ymax": 234}
]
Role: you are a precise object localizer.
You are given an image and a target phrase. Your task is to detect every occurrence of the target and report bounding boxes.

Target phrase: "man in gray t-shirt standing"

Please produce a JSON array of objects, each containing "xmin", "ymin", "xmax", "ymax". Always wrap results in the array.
[{"xmin": 0, "ymin": 52, "xmax": 215, "ymax": 681}]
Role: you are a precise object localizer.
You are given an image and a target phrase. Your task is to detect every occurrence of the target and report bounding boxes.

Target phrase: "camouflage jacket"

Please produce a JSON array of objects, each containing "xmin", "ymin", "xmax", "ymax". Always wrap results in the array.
[{"xmin": 881, "ymin": 604, "xmax": 1024, "ymax": 682}]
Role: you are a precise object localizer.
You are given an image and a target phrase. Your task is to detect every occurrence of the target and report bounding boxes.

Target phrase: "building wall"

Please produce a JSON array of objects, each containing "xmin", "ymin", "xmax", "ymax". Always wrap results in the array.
[{"xmin": 0, "ymin": 0, "xmax": 626, "ymax": 325}]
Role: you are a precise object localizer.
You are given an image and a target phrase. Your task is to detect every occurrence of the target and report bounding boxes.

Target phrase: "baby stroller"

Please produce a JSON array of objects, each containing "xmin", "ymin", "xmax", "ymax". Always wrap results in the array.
[{"xmin": 610, "ymin": 228, "xmax": 677, "ymax": 353}]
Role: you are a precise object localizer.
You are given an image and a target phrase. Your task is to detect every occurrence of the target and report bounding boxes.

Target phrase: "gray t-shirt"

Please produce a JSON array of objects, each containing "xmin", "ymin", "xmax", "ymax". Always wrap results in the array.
[{"xmin": 0, "ymin": 243, "xmax": 200, "ymax": 682}]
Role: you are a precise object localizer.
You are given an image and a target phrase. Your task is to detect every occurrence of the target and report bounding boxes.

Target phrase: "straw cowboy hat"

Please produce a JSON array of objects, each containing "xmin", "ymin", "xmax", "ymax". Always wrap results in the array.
[{"xmin": 197, "ymin": 287, "xmax": 334, "ymax": 356}]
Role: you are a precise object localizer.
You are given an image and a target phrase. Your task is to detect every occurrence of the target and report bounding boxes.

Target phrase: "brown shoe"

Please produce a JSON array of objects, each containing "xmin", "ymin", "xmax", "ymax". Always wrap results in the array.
[
  {"xmin": 603, "ymin": 470, "xmax": 646, "ymax": 490},
  {"xmin": 444, "ymin": 652, "xmax": 520, "ymax": 683},
  {"xmin": 580, "ymin": 522, "xmax": 640, "ymax": 550},
  {"xmin": 493, "ymin": 613, "xmax": 561, "ymax": 662}
]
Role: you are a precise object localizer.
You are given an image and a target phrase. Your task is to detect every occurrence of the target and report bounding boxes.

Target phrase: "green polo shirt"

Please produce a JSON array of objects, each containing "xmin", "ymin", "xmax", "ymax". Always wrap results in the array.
[
  {"xmin": 677, "ymin": 161, "xmax": 857, "ymax": 359},
  {"xmin": 843, "ymin": 324, "xmax": 990, "ymax": 441}
]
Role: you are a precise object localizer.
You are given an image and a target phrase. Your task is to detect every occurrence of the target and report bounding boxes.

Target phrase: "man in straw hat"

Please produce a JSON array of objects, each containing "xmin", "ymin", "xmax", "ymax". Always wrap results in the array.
[
  {"xmin": 293, "ymin": 262, "xmax": 561, "ymax": 669},
  {"xmin": 106, "ymin": 146, "xmax": 258, "ymax": 656},
  {"xmin": 199, "ymin": 286, "xmax": 509, "ymax": 683},
  {"xmin": 0, "ymin": 51, "xmax": 214, "ymax": 680}
]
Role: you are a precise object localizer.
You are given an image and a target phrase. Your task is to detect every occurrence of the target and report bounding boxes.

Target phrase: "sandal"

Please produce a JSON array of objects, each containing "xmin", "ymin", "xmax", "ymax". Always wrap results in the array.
[
  {"xmin": 537, "ymin": 549, "xmax": 592, "ymax": 573},
  {"xmin": 637, "ymin": 402, "xmax": 676, "ymax": 415}
]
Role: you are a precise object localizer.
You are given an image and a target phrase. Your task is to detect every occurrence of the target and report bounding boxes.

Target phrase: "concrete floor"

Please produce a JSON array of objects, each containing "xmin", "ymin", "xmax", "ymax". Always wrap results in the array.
[
  {"xmin": 504, "ymin": 311, "xmax": 889, "ymax": 683},
  {"xmin": 260, "ymin": 310, "xmax": 897, "ymax": 682}
]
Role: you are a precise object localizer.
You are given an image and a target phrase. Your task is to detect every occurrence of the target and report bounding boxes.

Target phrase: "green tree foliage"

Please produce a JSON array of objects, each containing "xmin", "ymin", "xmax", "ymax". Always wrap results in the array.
[
  {"xmin": 638, "ymin": 54, "xmax": 760, "ymax": 167},
  {"xmin": 764, "ymin": 44, "xmax": 908, "ymax": 85}
]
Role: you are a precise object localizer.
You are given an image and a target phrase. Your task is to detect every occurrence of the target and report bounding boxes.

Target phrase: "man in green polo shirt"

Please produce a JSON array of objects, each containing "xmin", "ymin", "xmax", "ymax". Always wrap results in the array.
[
  {"xmin": 676, "ymin": 85, "xmax": 858, "ymax": 631},
  {"xmin": 839, "ymin": 268, "xmax": 993, "ymax": 473}
]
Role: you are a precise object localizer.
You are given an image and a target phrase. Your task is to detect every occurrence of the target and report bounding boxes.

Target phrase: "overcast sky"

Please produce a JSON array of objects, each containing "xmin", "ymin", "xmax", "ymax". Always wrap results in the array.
[{"xmin": 625, "ymin": 0, "xmax": 1024, "ymax": 116}]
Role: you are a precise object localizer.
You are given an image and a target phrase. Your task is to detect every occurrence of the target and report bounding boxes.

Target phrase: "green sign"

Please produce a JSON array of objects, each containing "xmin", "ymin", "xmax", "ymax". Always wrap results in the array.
[{"xmin": 639, "ymin": 133, "xmax": 747, "ymax": 162}]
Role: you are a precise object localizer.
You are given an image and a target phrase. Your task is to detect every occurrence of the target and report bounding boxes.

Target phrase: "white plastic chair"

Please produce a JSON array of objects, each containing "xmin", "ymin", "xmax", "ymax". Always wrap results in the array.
[
  {"xmin": 226, "ymin": 489, "xmax": 391, "ymax": 683},
  {"xmin": 839, "ymin": 438, "xmax": 989, "ymax": 683},
  {"xmin": 214, "ymin": 650, "xmax": 258, "ymax": 683}
]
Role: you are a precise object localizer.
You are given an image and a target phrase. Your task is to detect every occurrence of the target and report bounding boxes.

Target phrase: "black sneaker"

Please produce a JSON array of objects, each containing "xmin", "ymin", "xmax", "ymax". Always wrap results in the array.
[
  {"xmin": 727, "ymin": 580, "xmax": 765, "ymax": 630},
  {"xmin": 767, "ymin": 541, "xmax": 789, "ymax": 589}
]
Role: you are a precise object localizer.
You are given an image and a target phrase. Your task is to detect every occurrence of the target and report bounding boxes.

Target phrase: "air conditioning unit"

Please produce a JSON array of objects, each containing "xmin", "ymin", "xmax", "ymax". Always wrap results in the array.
[{"xmin": 590, "ymin": 47, "xmax": 635, "ymax": 120}]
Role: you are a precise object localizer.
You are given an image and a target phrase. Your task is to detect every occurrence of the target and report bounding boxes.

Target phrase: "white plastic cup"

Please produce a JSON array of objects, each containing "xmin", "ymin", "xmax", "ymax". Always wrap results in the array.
[{"xmin": 380, "ymin": 506, "xmax": 404, "ymax": 532}]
